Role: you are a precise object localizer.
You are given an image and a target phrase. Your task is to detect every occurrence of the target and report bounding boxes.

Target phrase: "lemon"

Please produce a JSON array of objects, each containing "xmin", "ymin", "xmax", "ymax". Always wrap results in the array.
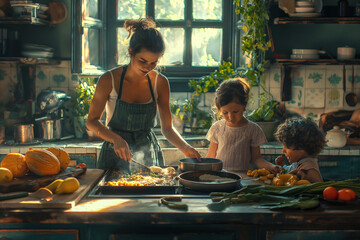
[
  {"xmin": 0, "ymin": 167, "xmax": 13, "ymax": 183},
  {"xmin": 55, "ymin": 177, "xmax": 80, "ymax": 194},
  {"xmin": 45, "ymin": 179, "xmax": 64, "ymax": 193}
]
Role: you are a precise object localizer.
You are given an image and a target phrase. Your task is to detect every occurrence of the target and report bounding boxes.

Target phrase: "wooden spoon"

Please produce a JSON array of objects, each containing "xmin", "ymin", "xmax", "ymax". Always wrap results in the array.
[{"xmin": 345, "ymin": 65, "xmax": 358, "ymax": 107}]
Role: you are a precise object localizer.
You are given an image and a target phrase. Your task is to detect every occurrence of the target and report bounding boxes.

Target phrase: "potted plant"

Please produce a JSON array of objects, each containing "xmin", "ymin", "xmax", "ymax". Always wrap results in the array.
[
  {"xmin": 72, "ymin": 77, "xmax": 96, "ymax": 139},
  {"xmin": 234, "ymin": 0, "xmax": 281, "ymax": 141},
  {"xmin": 170, "ymin": 59, "xmax": 235, "ymax": 135}
]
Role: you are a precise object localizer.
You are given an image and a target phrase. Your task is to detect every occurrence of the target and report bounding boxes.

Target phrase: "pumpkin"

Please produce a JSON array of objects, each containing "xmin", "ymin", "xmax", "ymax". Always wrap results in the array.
[
  {"xmin": 25, "ymin": 149, "xmax": 60, "ymax": 176},
  {"xmin": 0, "ymin": 153, "xmax": 28, "ymax": 178},
  {"xmin": 46, "ymin": 147, "xmax": 70, "ymax": 171}
]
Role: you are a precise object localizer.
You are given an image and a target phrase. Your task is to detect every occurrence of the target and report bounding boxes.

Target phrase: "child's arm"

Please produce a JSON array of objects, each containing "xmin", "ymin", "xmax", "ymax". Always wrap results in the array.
[
  {"xmin": 251, "ymin": 146, "xmax": 279, "ymax": 173},
  {"xmin": 206, "ymin": 141, "xmax": 218, "ymax": 158}
]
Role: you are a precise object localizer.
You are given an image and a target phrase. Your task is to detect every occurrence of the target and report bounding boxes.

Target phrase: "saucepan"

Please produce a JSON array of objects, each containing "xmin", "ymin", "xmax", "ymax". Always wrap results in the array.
[
  {"xmin": 178, "ymin": 171, "xmax": 241, "ymax": 192},
  {"xmin": 179, "ymin": 157, "xmax": 223, "ymax": 172}
]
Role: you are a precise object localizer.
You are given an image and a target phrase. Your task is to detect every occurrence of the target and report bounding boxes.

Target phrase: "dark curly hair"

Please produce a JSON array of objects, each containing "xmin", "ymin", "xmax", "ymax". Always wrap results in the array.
[{"xmin": 274, "ymin": 117, "xmax": 326, "ymax": 156}]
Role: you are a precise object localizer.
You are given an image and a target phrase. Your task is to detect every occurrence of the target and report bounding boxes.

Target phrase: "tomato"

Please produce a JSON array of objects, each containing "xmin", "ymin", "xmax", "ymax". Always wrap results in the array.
[
  {"xmin": 323, "ymin": 186, "xmax": 338, "ymax": 200},
  {"xmin": 338, "ymin": 188, "xmax": 356, "ymax": 201},
  {"xmin": 75, "ymin": 163, "xmax": 87, "ymax": 169},
  {"xmin": 337, "ymin": 190, "xmax": 352, "ymax": 201}
]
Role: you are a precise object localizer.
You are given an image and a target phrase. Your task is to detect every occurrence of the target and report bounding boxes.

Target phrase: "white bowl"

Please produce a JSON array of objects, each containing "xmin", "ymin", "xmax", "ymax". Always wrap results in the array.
[
  {"xmin": 291, "ymin": 54, "xmax": 319, "ymax": 59},
  {"xmin": 296, "ymin": 7, "xmax": 315, "ymax": 13},
  {"xmin": 296, "ymin": 1, "xmax": 313, "ymax": 7},
  {"xmin": 292, "ymin": 49, "xmax": 318, "ymax": 55},
  {"xmin": 337, "ymin": 47, "xmax": 356, "ymax": 60}
]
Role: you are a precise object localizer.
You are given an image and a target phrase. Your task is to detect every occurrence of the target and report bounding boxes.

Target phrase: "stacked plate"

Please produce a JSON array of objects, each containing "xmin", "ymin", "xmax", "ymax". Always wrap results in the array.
[
  {"xmin": 290, "ymin": 49, "xmax": 320, "ymax": 59},
  {"xmin": 21, "ymin": 43, "xmax": 54, "ymax": 58},
  {"xmin": 289, "ymin": 0, "xmax": 322, "ymax": 17}
]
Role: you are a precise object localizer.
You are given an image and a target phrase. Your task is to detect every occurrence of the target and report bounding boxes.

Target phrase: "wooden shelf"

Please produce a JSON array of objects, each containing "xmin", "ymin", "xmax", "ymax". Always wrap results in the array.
[
  {"xmin": 0, "ymin": 57, "xmax": 60, "ymax": 65},
  {"xmin": 276, "ymin": 58, "xmax": 360, "ymax": 66},
  {"xmin": 274, "ymin": 17, "xmax": 360, "ymax": 24},
  {"xmin": 0, "ymin": 17, "xmax": 50, "ymax": 25}
]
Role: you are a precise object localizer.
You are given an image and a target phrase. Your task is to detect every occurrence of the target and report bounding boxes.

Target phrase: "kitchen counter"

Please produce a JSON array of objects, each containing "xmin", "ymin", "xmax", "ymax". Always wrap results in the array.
[{"xmin": 0, "ymin": 170, "xmax": 360, "ymax": 240}]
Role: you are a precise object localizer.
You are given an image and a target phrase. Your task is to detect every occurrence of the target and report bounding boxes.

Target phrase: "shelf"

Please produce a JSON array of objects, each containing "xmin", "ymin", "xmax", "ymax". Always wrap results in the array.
[
  {"xmin": 274, "ymin": 17, "xmax": 360, "ymax": 24},
  {"xmin": 0, "ymin": 57, "xmax": 60, "ymax": 65},
  {"xmin": 0, "ymin": 17, "xmax": 50, "ymax": 25},
  {"xmin": 275, "ymin": 58, "xmax": 360, "ymax": 66}
]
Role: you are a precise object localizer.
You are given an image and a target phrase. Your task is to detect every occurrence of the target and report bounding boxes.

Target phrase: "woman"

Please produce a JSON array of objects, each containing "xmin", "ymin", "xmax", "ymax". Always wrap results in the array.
[{"xmin": 86, "ymin": 18, "xmax": 201, "ymax": 172}]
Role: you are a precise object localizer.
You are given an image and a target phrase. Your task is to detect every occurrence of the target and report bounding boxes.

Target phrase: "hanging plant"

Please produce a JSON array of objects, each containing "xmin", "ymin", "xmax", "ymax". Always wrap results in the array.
[{"xmin": 234, "ymin": 0, "xmax": 279, "ymax": 122}]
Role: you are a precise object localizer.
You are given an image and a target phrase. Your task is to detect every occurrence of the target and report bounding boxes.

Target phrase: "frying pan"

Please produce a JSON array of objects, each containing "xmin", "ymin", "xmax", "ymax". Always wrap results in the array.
[
  {"xmin": 179, "ymin": 158, "xmax": 223, "ymax": 172},
  {"xmin": 178, "ymin": 171, "xmax": 241, "ymax": 192}
]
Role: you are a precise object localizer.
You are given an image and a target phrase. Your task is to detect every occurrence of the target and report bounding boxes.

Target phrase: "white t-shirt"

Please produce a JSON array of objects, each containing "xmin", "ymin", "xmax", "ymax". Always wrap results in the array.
[
  {"xmin": 105, "ymin": 70, "xmax": 159, "ymax": 125},
  {"xmin": 206, "ymin": 119, "xmax": 267, "ymax": 171}
]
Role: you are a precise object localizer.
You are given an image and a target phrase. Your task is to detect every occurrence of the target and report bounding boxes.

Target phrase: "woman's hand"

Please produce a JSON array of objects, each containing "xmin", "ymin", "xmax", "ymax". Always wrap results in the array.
[
  {"xmin": 113, "ymin": 137, "xmax": 132, "ymax": 162},
  {"xmin": 182, "ymin": 145, "xmax": 201, "ymax": 160}
]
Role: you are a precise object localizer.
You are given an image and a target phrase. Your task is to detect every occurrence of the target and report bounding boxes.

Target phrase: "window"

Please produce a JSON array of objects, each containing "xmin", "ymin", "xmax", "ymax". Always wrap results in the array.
[{"xmin": 72, "ymin": 0, "xmax": 239, "ymax": 80}]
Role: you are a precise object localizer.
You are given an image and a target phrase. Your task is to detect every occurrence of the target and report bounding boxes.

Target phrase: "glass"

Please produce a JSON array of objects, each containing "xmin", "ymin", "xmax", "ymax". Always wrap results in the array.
[
  {"xmin": 83, "ymin": 0, "xmax": 99, "ymax": 18},
  {"xmin": 192, "ymin": 28, "xmax": 222, "ymax": 66},
  {"xmin": 82, "ymin": 28, "xmax": 100, "ymax": 67},
  {"xmin": 158, "ymin": 28, "xmax": 185, "ymax": 66},
  {"xmin": 155, "ymin": 0, "xmax": 184, "ymax": 20},
  {"xmin": 117, "ymin": 28, "xmax": 131, "ymax": 65},
  {"xmin": 193, "ymin": 0, "xmax": 222, "ymax": 20},
  {"xmin": 117, "ymin": 0, "xmax": 146, "ymax": 20}
]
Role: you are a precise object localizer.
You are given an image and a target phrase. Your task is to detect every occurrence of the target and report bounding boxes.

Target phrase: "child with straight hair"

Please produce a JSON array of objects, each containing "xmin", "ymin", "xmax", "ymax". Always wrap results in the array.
[{"xmin": 206, "ymin": 77, "xmax": 278, "ymax": 173}]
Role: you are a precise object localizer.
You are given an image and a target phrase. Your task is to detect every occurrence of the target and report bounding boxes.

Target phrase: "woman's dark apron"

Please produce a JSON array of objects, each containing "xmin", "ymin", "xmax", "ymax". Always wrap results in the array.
[{"xmin": 97, "ymin": 66, "xmax": 164, "ymax": 172}]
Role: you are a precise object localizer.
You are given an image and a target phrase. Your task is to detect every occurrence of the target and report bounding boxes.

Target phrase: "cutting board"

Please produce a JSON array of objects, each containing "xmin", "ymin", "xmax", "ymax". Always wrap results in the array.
[
  {"xmin": 0, "ymin": 169, "xmax": 104, "ymax": 209},
  {"xmin": 0, "ymin": 167, "xmax": 87, "ymax": 193}
]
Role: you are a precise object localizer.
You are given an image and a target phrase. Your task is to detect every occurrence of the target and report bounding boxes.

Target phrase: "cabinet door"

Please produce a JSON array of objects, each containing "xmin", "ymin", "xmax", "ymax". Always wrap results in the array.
[
  {"xmin": 318, "ymin": 156, "xmax": 351, "ymax": 181},
  {"xmin": 110, "ymin": 232, "xmax": 235, "ymax": 240},
  {"xmin": 0, "ymin": 229, "xmax": 78, "ymax": 240},
  {"xmin": 265, "ymin": 230, "xmax": 360, "ymax": 240}
]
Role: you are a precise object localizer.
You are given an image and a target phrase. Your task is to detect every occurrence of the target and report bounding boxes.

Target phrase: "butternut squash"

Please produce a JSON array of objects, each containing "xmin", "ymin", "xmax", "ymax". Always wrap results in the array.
[
  {"xmin": 46, "ymin": 147, "xmax": 70, "ymax": 171},
  {"xmin": 0, "ymin": 153, "xmax": 28, "ymax": 178},
  {"xmin": 25, "ymin": 149, "xmax": 60, "ymax": 176}
]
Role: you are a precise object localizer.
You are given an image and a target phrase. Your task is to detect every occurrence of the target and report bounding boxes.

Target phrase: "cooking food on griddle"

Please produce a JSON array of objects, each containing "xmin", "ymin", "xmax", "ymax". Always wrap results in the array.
[
  {"xmin": 198, "ymin": 174, "xmax": 237, "ymax": 183},
  {"xmin": 106, "ymin": 168, "xmax": 177, "ymax": 187}
]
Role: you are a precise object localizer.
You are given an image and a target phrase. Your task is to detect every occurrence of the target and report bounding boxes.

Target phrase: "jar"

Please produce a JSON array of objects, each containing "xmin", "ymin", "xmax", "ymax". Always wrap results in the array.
[{"xmin": 326, "ymin": 126, "xmax": 347, "ymax": 148}]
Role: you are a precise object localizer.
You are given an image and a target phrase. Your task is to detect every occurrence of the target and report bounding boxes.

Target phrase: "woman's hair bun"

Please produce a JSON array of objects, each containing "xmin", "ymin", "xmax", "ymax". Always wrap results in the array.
[{"xmin": 124, "ymin": 18, "xmax": 156, "ymax": 37}]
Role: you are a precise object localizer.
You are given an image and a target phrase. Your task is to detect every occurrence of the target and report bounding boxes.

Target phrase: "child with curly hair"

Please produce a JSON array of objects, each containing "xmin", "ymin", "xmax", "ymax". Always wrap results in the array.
[
  {"xmin": 274, "ymin": 117, "xmax": 326, "ymax": 183},
  {"xmin": 206, "ymin": 78, "xmax": 279, "ymax": 173}
]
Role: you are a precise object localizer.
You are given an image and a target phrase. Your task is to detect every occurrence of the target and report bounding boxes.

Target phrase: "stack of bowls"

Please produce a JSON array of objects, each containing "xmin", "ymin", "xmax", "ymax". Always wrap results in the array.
[
  {"xmin": 289, "ymin": 0, "xmax": 322, "ymax": 17},
  {"xmin": 290, "ymin": 49, "xmax": 320, "ymax": 59},
  {"xmin": 295, "ymin": 1, "xmax": 315, "ymax": 13}
]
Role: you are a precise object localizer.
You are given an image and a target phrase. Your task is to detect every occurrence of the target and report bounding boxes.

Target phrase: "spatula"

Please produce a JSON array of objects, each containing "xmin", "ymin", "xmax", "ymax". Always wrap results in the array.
[
  {"xmin": 131, "ymin": 159, "xmax": 163, "ymax": 173},
  {"xmin": 131, "ymin": 158, "xmax": 151, "ymax": 171}
]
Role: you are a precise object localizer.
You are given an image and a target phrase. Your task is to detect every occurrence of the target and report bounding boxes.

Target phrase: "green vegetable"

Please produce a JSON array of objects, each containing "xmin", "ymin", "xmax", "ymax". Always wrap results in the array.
[{"xmin": 159, "ymin": 197, "xmax": 188, "ymax": 211}]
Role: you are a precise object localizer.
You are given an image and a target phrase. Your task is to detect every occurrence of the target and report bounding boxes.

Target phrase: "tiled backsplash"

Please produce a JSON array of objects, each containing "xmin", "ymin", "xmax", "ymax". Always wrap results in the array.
[{"xmin": 0, "ymin": 61, "xmax": 359, "ymax": 127}]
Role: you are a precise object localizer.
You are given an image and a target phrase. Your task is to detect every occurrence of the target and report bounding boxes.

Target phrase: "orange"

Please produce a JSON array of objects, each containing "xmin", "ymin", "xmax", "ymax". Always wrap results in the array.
[
  {"xmin": 323, "ymin": 186, "xmax": 338, "ymax": 200},
  {"xmin": 338, "ymin": 188, "xmax": 356, "ymax": 201}
]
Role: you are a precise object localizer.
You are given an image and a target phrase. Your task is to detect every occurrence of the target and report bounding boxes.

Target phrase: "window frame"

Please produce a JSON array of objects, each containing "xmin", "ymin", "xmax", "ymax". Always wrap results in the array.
[{"xmin": 72, "ymin": 0, "xmax": 241, "ymax": 88}]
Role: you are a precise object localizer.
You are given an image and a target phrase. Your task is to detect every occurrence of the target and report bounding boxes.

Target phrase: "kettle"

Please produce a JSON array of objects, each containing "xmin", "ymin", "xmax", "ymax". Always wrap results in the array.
[{"xmin": 326, "ymin": 126, "xmax": 347, "ymax": 148}]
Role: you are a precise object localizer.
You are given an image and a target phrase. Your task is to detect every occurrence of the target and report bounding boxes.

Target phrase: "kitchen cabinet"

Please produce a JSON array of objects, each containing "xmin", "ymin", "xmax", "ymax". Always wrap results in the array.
[
  {"xmin": 0, "ymin": 229, "xmax": 78, "ymax": 240},
  {"xmin": 261, "ymin": 228, "xmax": 360, "ymax": 240}
]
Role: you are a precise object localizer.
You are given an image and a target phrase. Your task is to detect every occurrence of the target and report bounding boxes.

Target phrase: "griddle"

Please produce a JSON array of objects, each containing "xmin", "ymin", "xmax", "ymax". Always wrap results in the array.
[{"xmin": 95, "ymin": 169, "xmax": 181, "ymax": 195}]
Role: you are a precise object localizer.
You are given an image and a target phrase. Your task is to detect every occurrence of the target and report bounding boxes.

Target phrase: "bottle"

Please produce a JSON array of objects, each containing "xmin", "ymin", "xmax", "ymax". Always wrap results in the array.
[
  {"xmin": 356, "ymin": 0, "xmax": 360, "ymax": 16},
  {"xmin": 338, "ymin": 0, "xmax": 349, "ymax": 17}
]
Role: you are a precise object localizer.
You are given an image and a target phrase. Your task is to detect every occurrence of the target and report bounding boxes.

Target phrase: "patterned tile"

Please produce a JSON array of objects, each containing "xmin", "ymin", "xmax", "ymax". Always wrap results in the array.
[
  {"xmin": 326, "ymin": 66, "xmax": 343, "ymax": 89},
  {"xmin": 269, "ymin": 66, "xmax": 281, "ymax": 88},
  {"xmin": 248, "ymin": 86, "xmax": 259, "ymax": 111},
  {"xmin": 302, "ymin": 108, "xmax": 324, "ymax": 124},
  {"xmin": 305, "ymin": 69, "xmax": 325, "ymax": 88},
  {"xmin": 49, "ymin": 67, "xmax": 69, "ymax": 89},
  {"xmin": 204, "ymin": 92, "xmax": 215, "ymax": 107},
  {"xmin": 269, "ymin": 87, "xmax": 281, "ymax": 102},
  {"xmin": 292, "ymin": 67, "xmax": 305, "ymax": 87},
  {"xmin": 35, "ymin": 65, "xmax": 50, "ymax": 90},
  {"xmin": 285, "ymin": 87, "xmax": 304, "ymax": 108},
  {"xmin": 305, "ymin": 88, "xmax": 325, "ymax": 108},
  {"xmin": 326, "ymin": 88, "xmax": 343, "ymax": 108}
]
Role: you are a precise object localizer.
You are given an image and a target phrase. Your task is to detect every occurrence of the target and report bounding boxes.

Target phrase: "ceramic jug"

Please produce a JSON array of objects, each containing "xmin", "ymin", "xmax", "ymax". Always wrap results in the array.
[{"xmin": 326, "ymin": 126, "xmax": 347, "ymax": 148}]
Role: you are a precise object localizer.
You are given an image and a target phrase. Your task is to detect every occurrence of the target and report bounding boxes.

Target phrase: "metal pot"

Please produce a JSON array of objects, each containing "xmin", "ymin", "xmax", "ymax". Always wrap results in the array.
[
  {"xmin": 178, "ymin": 171, "xmax": 241, "ymax": 192},
  {"xmin": 14, "ymin": 124, "xmax": 34, "ymax": 143},
  {"xmin": 179, "ymin": 158, "xmax": 223, "ymax": 172},
  {"xmin": 41, "ymin": 119, "xmax": 61, "ymax": 140}
]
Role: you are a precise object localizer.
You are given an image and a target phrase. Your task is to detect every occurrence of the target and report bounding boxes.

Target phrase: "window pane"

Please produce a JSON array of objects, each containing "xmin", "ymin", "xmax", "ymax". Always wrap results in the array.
[
  {"xmin": 117, "ymin": 28, "xmax": 130, "ymax": 65},
  {"xmin": 192, "ymin": 28, "xmax": 222, "ymax": 66},
  {"xmin": 117, "ymin": 0, "xmax": 146, "ymax": 20},
  {"xmin": 193, "ymin": 0, "xmax": 222, "ymax": 20},
  {"xmin": 82, "ymin": 28, "xmax": 99, "ymax": 67},
  {"xmin": 155, "ymin": 0, "xmax": 184, "ymax": 20},
  {"xmin": 84, "ymin": 0, "xmax": 99, "ymax": 18},
  {"xmin": 158, "ymin": 28, "xmax": 184, "ymax": 66}
]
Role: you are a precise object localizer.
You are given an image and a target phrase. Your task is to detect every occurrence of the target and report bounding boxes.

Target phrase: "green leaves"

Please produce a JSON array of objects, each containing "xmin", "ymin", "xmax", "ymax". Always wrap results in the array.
[{"xmin": 73, "ymin": 77, "xmax": 96, "ymax": 117}]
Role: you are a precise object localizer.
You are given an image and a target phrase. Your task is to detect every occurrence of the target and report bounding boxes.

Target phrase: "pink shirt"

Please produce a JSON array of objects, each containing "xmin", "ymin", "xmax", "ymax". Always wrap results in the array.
[{"xmin": 206, "ymin": 119, "xmax": 267, "ymax": 171}]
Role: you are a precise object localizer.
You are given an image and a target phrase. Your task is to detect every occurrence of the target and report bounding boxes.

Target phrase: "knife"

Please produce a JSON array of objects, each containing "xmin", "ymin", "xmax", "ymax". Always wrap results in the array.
[{"xmin": 0, "ymin": 192, "xmax": 29, "ymax": 201}]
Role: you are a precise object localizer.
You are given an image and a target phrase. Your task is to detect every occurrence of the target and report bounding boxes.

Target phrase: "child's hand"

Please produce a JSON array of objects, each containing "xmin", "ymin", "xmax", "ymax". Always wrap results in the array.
[
  {"xmin": 275, "ymin": 155, "xmax": 286, "ymax": 166},
  {"xmin": 269, "ymin": 165, "xmax": 282, "ymax": 174}
]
